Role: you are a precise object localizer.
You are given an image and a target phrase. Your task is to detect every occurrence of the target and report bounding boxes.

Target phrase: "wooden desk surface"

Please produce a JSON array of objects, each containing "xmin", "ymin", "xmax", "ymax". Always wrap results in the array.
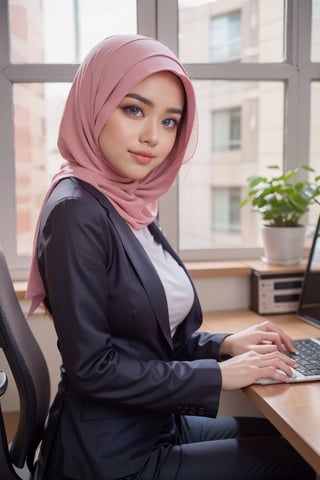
[{"xmin": 202, "ymin": 309, "xmax": 320, "ymax": 474}]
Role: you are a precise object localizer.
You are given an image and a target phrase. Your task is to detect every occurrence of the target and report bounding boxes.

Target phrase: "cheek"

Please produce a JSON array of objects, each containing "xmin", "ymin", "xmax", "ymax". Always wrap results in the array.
[
  {"xmin": 99, "ymin": 124, "xmax": 123, "ymax": 155},
  {"xmin": 111, "ymin": 121, "xmax": 137, "ymax": 147},
  {"xmin": 162, "ymin": 132, "xmax": 178, "ymax": 155}
]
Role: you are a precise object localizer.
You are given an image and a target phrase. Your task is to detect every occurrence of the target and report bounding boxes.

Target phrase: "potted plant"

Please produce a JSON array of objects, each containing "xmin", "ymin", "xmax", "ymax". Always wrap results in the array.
[{"xmin": 240, "ymin": 165, "xmax": 320, "ymax": 265}]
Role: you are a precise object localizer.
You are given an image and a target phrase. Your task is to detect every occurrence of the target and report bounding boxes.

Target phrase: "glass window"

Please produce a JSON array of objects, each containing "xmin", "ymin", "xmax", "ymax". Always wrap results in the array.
[
  {"xmin": 178, "ymin": 0, "xmax": 285, "ymax": 63},
  {"xmin": 178, "ymin": 81, "xmax": 284, "ymax": 250},
  {"xmin": 211, "ymin": 187, "xmax": 241, "ymax": 235},
  {"xmin": 14, "ymin": 83, "xmax": 70, "ymax": 255},
  {"xmin": 212, "ymin": 107, "xmax": 241, "ymax": 151},
  {"xmin": 9, "ymin": 0, "xmax": 137, "ymax": 63},
  {"xmin": 210, "ymin": 11, "xmax": 241, "ymax": 62},
  {"xmin": 1, "ymin": 0, "xmax": 320, "ymax": 276}
]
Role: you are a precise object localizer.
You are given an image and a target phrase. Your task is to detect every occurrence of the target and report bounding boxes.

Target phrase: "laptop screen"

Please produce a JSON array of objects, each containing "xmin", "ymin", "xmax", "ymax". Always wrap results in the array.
[{"xmin": 296, "ymin": 215, "xmax": 320, "ymax": 328}]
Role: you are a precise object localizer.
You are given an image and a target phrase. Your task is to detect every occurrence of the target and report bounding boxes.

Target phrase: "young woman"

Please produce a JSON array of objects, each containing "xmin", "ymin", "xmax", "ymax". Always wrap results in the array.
[{"xmin": 26, "ymin": 34, "xmax": 315, "ymax": 480}]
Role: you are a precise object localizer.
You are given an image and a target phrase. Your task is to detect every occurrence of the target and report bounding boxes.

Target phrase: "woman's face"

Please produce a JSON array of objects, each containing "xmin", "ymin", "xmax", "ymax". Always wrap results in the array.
[{"xmin": 98, "ymin": 71, "xmax": 185, "ymax": 180}]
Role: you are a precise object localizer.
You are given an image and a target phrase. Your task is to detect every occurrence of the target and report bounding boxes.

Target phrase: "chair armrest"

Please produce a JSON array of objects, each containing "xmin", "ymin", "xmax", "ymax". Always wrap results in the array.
[
  {"xmin": 0, "ymin": 371, "xmax": 19, "ymax": 479},
  {"xmin": 0, "ymin": 371, "xmax": 8, "ymax": 396}
]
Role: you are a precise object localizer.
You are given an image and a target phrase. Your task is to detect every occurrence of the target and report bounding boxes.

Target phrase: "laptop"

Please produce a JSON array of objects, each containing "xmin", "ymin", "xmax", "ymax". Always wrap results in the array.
[
  {"xmin": 258, "ymin": 215, "xmax": 320, "ymax": 384},
  {"xmin": 297, "ymin": 213, "xmax": 320, "ymax": 328}
]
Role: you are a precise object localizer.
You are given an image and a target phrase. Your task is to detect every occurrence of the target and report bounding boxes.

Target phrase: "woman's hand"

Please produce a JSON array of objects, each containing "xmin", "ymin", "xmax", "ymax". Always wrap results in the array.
[
  {"xmin": 219, "ymin": 320, "xmax": 296, "ymax": 357},
  {"xmin": 219, "ymin": 349, "xmax": 297, "ymax": 390}
]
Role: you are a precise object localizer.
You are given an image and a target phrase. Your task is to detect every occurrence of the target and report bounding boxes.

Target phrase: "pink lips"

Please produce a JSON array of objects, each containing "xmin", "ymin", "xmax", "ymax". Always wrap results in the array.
[{"xmin": 129, "ymin": 150, "xmax": 155, "ymax": 165}]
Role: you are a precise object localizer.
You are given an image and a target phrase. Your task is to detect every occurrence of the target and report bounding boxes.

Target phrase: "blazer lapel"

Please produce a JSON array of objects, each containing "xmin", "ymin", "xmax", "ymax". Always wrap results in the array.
[
  {"xmin": 72, "ymin": 178, "xmax": 173, "ymax": 349},
  {"xmin": 109, "ymin": 210, "xmax": 173, "ymax": 350}
]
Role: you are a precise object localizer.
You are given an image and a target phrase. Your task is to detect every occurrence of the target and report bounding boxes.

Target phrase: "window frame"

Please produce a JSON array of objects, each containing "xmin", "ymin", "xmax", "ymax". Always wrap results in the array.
[
  {"xmin": 157, "ymin": 0, "xmax": 319, "ymax": 262},
  {"xmin": 0, "ymin": 0, "xmax": 319, "ymax": 277}
]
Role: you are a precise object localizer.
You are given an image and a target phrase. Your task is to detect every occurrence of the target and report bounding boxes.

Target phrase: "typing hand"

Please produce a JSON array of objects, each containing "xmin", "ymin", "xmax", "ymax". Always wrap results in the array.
[
  {"xmin": 219, "ymin": 320, "xmax": 296, "ymax": 357},
  {"xmin": 219, "ymin": 349, "xmax": 297, "ymax": 390}
]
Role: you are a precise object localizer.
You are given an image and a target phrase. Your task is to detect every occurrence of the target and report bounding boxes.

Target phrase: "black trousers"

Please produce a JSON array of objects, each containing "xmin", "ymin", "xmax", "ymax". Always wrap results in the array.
[
  {"xmin": 45, "ymin": 415, "xmax": 315, "ymax": 480},
  {"xmin": 133, "ymin": 415, "xmax": 315, "ymax": 480}
]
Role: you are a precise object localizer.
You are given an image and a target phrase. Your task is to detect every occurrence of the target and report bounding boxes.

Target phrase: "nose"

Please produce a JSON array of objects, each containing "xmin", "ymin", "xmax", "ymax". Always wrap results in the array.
[{"xmin": 139, "ymin": 119, "xmax": 159, "ymax": 146}]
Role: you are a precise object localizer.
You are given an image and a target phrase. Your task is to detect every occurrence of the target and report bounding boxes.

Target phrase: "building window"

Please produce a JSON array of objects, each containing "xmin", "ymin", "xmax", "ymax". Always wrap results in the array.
[
  {"xmin": 211, "ymin": 187, "xmax": 241, "ymax": 233},
  {"xmin": 210, "ymin": 11, "xmax": 241, "ymax": 62},
  {"xmin": 212, "ymin": 108, "xmax": 241, "ymax": 151}
]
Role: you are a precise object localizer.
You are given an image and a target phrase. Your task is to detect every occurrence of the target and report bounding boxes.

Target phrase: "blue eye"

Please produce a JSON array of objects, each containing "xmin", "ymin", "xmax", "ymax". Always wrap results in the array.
[
  {"xmin": 162, "ymin": 118, "xmax": 178, "ymax": 128},
  {"xmin": 123, "ymin": 106, "xmax": 142, "ymax": 116}
]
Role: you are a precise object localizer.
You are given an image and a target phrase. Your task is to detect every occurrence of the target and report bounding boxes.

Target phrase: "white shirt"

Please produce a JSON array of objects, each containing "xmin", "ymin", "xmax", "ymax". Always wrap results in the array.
[{"xmin": 132, "ymin": 227, "xmax": 194, "ymax": 335}]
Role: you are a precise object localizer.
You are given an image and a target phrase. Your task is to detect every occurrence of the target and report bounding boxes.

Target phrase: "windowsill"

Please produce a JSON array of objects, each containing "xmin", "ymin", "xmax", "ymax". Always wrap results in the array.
[
  {"xmin": 14, "ymin": 259, "xmax": 308, "ymax": 299},
  {"xmin": 13, "ymin": 281, "xmax": 28, "ymax": 300},
  {"xmin": 185, "ymin": 258, "xmax": 307, "ymax": 279},
  {"xmin": 184, "ymin": 260, "xmax": 251, "ymax": 278}
]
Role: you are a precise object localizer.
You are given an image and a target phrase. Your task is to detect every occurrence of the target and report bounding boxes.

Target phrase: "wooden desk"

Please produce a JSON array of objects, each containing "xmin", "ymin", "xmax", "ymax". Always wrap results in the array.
[{"xmin": 202, "ymin": 309, "xmax": 320, "ymax": 474}]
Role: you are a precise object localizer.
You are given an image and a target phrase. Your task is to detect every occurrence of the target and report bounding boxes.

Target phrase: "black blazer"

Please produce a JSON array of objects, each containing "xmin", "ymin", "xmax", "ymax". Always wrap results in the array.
[{"xmin": 37, "ymin": 177, "xmax": 228, "ymax": 479}]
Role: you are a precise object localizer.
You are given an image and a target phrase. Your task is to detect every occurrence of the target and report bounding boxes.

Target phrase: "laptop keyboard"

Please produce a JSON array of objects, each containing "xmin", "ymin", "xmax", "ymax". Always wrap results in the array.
[{"xmin": 286, "ymin": 338, "xmax": 320, "ymax": 377}]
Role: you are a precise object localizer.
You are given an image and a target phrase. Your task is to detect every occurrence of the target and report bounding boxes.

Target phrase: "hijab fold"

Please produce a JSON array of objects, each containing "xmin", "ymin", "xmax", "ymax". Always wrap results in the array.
[{"xmin": 26, "ymin": 34, "xmax": 198, "ymax": 314}]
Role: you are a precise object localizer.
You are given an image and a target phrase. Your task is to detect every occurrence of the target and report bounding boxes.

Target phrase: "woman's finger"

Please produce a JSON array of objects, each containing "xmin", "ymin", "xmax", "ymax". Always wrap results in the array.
[
  {"xmin": 248, "ymin": 343, "xmax": 278, "ymax": 354},
  {"xmin": 260, "ymin": 321, "xmax": 296, "ymax": 352}
]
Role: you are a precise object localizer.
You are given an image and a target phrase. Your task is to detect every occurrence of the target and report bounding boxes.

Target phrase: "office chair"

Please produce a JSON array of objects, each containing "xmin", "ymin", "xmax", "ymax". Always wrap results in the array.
[{"xmin": 0, "ymin": 247, "xmax": 50, "ymax": 479}]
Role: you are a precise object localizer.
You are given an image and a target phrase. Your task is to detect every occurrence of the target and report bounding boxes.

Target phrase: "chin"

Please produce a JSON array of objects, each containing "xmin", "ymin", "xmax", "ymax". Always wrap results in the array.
[{"xmin": 129, "ymin": 167, "xmax": 156, "ymax": 181}]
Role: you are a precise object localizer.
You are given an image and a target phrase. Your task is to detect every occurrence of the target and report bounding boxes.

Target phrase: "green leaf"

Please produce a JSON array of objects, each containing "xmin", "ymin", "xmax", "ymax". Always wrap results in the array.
[{"xmin": 240, "ymin": 164, "xmax": 320, "ymax": 226}]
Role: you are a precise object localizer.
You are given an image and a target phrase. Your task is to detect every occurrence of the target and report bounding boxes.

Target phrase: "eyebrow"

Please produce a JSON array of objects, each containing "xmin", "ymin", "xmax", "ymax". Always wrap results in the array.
[{"xmin": 125, "ymin": 93, "xmax": 183, "ymax": 115}]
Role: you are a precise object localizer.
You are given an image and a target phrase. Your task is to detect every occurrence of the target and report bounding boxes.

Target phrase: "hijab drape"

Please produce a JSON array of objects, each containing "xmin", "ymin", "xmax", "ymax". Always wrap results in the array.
[{"xmin": 26, "ymin": 34, "xmax": 198, "ymax": 314}]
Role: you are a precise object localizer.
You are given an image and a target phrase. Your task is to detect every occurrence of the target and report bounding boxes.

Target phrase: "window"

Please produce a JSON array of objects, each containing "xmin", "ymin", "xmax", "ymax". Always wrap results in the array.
[
  {"xmin": 212, "ymin": 108, "xmax": 241, "ymax": 151},
  {"xmin": 9, "ymin": 0, "xmax": 138, "ymax": 64},
  {"xmin": 174, "ymin": 0, "xmax": 320, "ymax": 260},
  {"xmin": 210, "ymin": 11, "xmax": 241, "ymax": 62},
  {"xmin": 211, "ymin": 187, "xmax": 241, "ymax": 235},
  {"xmin": 13, "ymin": 82, "xmax": 71, "ymax": 255},
  {"xmin": 1, "ymin": 0, "xmax": 320, "ymax": 276},
  {"xmin": 178, "ymin": 79, "xmax": 283, "ymax": 250}
]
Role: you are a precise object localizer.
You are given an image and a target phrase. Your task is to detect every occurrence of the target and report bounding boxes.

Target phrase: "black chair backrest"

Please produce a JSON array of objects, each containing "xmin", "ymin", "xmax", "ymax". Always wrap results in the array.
[{"xmin": 0, "ymin": 247, "xmax": 50, "ymax": 473}]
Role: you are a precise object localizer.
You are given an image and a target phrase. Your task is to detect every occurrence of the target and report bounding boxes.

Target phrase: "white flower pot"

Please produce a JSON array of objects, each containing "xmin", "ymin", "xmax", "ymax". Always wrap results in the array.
[{"xmin": 261, "ymin": 225, "xmax": 305, "ymax": 265}]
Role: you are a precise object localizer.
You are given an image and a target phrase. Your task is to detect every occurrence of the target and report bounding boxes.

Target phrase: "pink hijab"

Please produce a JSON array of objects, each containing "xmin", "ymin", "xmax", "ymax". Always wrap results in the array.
[{"xmin": 26, "ymin": 34, "xmax": 198, "ymax": 314}]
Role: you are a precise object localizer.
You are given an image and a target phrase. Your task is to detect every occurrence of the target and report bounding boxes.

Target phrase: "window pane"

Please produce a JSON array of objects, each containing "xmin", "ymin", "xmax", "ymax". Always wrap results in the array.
[
  {"xmin": 211, "ymin": 187, "xmax": 241, "ymax": 232},
  {"xmin": 178, "ymin": 0, "xmax": 285, "ymax": 63},
  {"xmin": 9, "ymin": 0, "xmax": 137, "ymax": 63},
  {"xmin": 212, "ymin": 108, "xmax": 241, "ymax": 151},
  {"xmin": 210, "ymin": 11, "xmax": 241, "ymax": 62},
  {"xmin": 178, "ymin": 81, "xmax": 284, "ymax": 250},
  {"xmin": 14, "ymin": 83, "xmax": 70, "ymax": 255},
  {"xmin": 311, "ymin": 0, "xmax": 320, "ymax": 61}
]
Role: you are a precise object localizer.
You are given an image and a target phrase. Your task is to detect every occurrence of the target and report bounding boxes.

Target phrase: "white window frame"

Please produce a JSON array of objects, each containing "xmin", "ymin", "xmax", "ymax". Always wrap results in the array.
[
  {"xmin": 0, "ymin": 0, "xmax": 319, "ymax": 276},
  {"xmin": 157, "ymin": 0, "xmax": 320, "ymax": 262}
]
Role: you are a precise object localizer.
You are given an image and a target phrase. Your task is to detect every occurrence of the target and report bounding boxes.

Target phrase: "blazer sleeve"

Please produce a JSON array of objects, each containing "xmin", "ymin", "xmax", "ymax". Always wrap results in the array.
[
  {"xmin": 174, "ymin": 330, "xmax": 231, "ymax": 361},
  {"xmin": 38, "ymin": 194, "xmax": 222, "ymax": 417}
]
